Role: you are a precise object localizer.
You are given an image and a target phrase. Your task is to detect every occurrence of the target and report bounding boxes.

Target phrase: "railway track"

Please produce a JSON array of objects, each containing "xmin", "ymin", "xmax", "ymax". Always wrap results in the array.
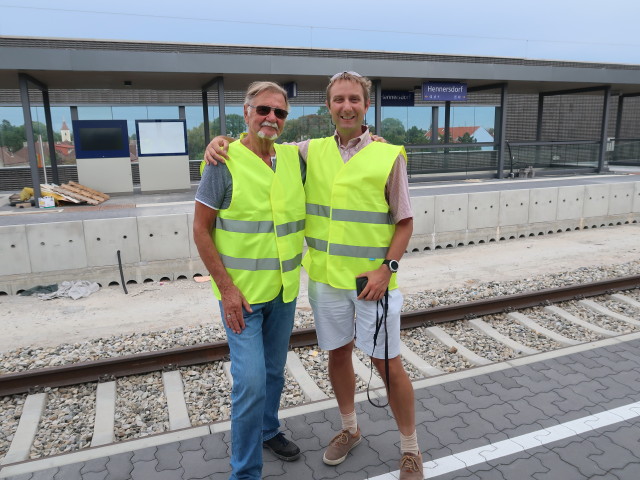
[{"xmin": 1, "ymin": 275, "xmax": 640, "ymax": 465}]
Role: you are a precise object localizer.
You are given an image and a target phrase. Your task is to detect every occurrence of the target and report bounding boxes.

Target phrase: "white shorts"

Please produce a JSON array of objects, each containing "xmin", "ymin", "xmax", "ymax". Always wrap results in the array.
[{"xmin": 308, "ymin": 279, "xmax": 403, "ymax": 359}]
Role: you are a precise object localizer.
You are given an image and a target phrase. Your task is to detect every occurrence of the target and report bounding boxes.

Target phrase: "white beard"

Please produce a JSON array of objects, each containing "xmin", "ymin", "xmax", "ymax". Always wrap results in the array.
[
  {"xmin": 257, "ymin": 130, "xmax": 279, "ymax": 141},
  {"xmin": 257, "ymin": 121, "xmax": 280, "ymax": 140}
]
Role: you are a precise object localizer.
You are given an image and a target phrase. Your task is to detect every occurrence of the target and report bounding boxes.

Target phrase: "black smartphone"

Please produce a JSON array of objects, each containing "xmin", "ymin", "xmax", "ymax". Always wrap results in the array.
[{"xmin": 356, "ymin": 276, "xmax": 368, "ymax": 296}]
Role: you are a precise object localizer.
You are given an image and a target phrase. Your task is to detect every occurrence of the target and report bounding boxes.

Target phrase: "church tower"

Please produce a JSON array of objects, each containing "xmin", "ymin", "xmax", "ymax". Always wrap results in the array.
[{"xmin": 61, "ymin": 120, "xmax": 71, "ymax": 143}]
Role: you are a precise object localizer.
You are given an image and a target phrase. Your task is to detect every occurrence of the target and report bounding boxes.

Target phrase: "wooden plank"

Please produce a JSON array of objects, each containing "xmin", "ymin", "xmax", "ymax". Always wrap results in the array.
[
  {"xmin": 60, "ymin": 184, "xmax": 103, "ymax": 203},
  {"xmin": 53, "ymin": 186, "xmax": 99, "ymax": 205},
  {"xmin": 68, "ymin": 181, "xmax": 110, "ymax": 200},
  {"xmin": 41, "ymin": 184, "xmax": 79, "ymax": 203},
  {"xmin": 48, "ymin": 185, "xmax": 90, "ymax": 204}
]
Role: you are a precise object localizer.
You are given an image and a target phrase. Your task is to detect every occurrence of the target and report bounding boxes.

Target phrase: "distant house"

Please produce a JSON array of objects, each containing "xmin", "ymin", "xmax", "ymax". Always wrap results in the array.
[
  {"xmin": 426, "ymin": 126, "xmax": 494, "ymax": 144},
  {"xmin": 424, "ymin": 126, "xmax": 494, "ymax": 152}
]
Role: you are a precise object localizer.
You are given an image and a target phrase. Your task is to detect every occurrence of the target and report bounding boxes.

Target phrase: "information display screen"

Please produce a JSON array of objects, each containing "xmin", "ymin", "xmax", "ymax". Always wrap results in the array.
[
  {"xmin": 72, "ymin": 120, "xmax": 130, "ymax": 158},
  {"xmin": 136, "ymin": 120, "xmax": 188, "ymax": 157}
]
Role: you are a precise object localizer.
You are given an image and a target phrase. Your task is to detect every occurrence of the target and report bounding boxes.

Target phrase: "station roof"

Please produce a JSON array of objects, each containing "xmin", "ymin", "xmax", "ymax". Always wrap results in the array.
[{"xmin": 1, "ymin": 36, "xmax": 639, "ymax": 96}]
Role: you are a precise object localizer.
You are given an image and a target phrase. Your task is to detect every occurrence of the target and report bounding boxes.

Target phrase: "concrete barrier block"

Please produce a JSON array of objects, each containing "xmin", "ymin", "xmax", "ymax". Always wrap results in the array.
[
  {"xmin": 84, "ymin": 217, "xmax": 141, "ymax": 267},
  {"xmin": 498, "ymin": 225, "xmax": 534, "ymax": 240},
  {"xmin": 434, "ymin": 194, "xmax": 468, "ymax": 233},
  {"xmin": 407, "ymin": 234, "xmax": 434, "ymax": 252},
  {"xmin": 137, "ymin": 214, "xmax": 190, "ymax": 262},
  {"xmin": 26, "ymin": 221, "xmax": 87, "ymax": 273},
  {"xmin": 633, "ymin": 182, "xmax": 640, "ymax": 213},
  {"xmin": 556, "ymin": 185, "xmax": 585, "ymax": 221},
  {"xmin": 466, "ymin": 227, "xmax": 498, "ymax": 245},
  {"xmin": 583, "ymin": 184, "xmax": 609, "ymax": 217},
  {"xmin": 0, "ymin": 225, "xmax": 31, "ymax": 275},
  {"xmin": 411, "ymin": 196, "xmax": 435, "ymax": 235},
  {"xmin": 603, "ymin": 213, "xmax": 636, "ymax": 226},
  {"xmin": 608, "ymin": 182, "xmax": 635, "ymax": 215},
  {"xmin": 529, "ymin": 187, "xmax": 558, "ymax": 223},
  {"xmin": 467, "ymin": 191, "xmax": 499, "ymax": 230},
  {"xmin": 498, "ymin": 189, "xmax": 529, "ymax": 226},
  {"xmin": 0, "ymin": 282, "xmax": 11, "ymax": 295},
  {"xmin": 187, "ymin": 212, "xmax": 198, "ymax": 259},
  {"xmin": 434, "ymin": 231, "xmax": 467, "ymax": 249},
  {"xmin": 552, "ymin": 219, "xmax": 583, "ymax": 233}
]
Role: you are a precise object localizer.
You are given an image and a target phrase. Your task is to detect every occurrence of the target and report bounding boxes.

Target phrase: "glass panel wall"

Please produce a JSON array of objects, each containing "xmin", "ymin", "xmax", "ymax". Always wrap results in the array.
[
  {"xmin": 380, "ymin": 105, "xmax": 497, "ymax": 146},
  {"xmin": 1, "ymin": 105, "xmax": 73, "ymax": 169}
]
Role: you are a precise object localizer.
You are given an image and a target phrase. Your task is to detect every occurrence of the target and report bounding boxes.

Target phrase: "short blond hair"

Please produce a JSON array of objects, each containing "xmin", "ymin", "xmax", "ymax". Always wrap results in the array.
[
  {"xmin": 244, "ymin": 81, "xmax": 289, "ymax": 109},
  {"xmin": 326, "ymin": 71, "xmax": 372, "ymax": 104}
]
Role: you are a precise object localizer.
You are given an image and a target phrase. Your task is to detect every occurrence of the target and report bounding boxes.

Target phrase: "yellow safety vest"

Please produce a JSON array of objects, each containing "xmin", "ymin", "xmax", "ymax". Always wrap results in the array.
[
  {"xmin": 211, "ymin": 140, "xmax": 305, "ymax": 304},
  {"xmin": 302, "ymin": 136, "xmax": 406, "ymax": 290}
]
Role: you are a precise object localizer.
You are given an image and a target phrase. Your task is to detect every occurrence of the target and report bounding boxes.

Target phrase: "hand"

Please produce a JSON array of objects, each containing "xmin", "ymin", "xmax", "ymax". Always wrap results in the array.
[
  {"xmin": 356, "ymin": 266, "xmax": 391, "ymax": 301},
  {"xmin": 370, "ymin": 134, "xmax": 388, "ymax": 144},
  {"xmin": 220, "ymin": 285, "xmax": 253, "ymax": 334},
  {"xmin": 204, "ymin": 137, "xmax": 231, "ymax": 165}
]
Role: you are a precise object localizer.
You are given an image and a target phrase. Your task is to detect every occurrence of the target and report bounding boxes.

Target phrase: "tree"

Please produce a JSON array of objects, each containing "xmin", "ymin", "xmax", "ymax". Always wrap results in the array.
[
  {"xmin": 187, "ymin": 122, "xmax": 206, "ymax": 160},
  {"xmin": 405, "ymin": 126, "xmax": 427, "ymax": 145},
  {"xmin": 381, "ymin": 118, "xmax": 406, "ymax": 145},
  {"xmin": 211, "ymin": 114, "xmax": 245, "ymax": 138},
  {"xmin": 457, "ymin": 132, "xmax": 477, "ymax": 144},
  {"xmin": 0, "ymin": 120, "xmax": 23, "ymax": 152},
  {"xmin": 279, "ymin": 107, "xmax": 333, "ymax": 142},
  {"xmin": 452, "ymin": 132, "xmax": 481, "ymax": 151},
  {"xmin": 0, "ymin": 120, "xmax": 60, "ymax": 153}
]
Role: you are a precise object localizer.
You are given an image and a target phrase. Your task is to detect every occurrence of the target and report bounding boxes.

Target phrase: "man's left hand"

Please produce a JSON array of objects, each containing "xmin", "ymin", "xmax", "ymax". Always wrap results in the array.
[{"xmin": 356, "ymin": 265, "xmax": 391, "ymax": 301}]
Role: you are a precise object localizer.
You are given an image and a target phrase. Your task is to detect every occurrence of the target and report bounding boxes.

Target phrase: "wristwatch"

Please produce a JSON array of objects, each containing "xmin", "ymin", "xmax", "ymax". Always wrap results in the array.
[{"xmin": 382, "ymin": 259, "xmax": 399, "ymax": 273}]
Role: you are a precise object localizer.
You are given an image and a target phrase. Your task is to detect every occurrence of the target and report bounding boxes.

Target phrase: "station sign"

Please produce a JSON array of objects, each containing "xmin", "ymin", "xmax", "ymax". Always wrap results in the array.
[
  {"xmin": 422, "ymin": 82, "xmax": 467, "ymax": 101},
  {"xmin": 284, "ymin": 82, "xmax": 298, "ymax": 98},
  {"xmin": 381, "ymin": 90, "xmax": 415, "ymax": 106}
]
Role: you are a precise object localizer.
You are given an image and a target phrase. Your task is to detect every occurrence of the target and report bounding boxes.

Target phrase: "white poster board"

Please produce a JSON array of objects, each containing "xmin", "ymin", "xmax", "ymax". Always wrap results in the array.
[{"xmin": 136, "ymin": 120, "xmax": 188, "ymax": 156}]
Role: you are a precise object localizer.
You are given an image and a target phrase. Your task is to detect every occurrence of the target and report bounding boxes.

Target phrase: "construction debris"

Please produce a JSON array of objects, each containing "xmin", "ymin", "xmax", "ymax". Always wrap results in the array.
[
  {"xmin": 13, "ymin": 182, "xmax": 110, "ymax": 207},
  {"xmin": 41, "ymin": 181, "xmax": 110, "ymax": 205}
]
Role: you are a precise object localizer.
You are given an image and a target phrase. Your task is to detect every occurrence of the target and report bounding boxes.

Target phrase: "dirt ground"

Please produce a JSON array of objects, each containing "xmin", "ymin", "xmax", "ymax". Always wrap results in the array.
[{"xmin": 1, "ymin": 224, "xmax": 639, "ymax": 353}]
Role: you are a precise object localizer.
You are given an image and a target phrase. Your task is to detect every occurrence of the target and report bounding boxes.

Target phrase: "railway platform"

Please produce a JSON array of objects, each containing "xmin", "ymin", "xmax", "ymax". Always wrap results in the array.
[
  {"xmin": 2, "ymin": 333, "xmax": 639, "ymax": 479},
  {"xmin": 2, "ymin": 170, "xmax": 640, "ymax": 227}
]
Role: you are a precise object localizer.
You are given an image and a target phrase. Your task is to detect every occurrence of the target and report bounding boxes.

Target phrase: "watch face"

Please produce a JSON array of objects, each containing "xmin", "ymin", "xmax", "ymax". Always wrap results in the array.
[{"xmin": 389, "ymin": 260, "xmax": 399, "ymax": 272}]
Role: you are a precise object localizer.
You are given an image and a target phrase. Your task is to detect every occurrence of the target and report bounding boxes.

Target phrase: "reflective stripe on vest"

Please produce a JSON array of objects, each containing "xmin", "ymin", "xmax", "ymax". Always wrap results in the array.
[
  {"xmin": 216, "ymin": 217, "xmax": 305, "ymax": 237},
  {"xmin": 211, "ymin": 141, "xmax": 305, "ymax": 303},
  {"xmin": 302, "ymin": 137, "xmax": 406, "ymax": 290}
]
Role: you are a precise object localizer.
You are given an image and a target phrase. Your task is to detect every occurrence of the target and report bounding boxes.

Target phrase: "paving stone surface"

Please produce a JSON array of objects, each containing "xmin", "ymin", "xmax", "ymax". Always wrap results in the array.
[{"xmin": 2, "ymin": 338, "xmax": 640, "ymax": 479}]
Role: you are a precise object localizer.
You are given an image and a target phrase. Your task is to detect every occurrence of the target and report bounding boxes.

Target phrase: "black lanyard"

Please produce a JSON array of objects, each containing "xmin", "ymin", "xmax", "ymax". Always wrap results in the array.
[{"xmin": 367, "ymin": 288, "xmax": 390, "ymax": 408}]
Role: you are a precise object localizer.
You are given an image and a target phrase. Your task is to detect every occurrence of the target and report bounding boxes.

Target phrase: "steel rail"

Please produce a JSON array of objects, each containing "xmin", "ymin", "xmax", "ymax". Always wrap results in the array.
[{"xmin": 1, "ymin": 275, "xmax": 639, "ymax": 397}]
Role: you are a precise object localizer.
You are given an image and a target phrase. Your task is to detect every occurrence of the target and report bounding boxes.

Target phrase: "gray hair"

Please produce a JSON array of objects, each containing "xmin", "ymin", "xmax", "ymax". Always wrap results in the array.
[{"xmin": 244, "ymin": 81, "xmax": 290, "ymax": 109}]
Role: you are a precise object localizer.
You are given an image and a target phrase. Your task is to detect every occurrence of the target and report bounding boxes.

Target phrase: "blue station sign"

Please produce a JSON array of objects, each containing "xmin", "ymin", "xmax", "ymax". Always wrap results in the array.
[
  {"xmin": 422, "ymin": 82, "xmax": 467, "ymax": 101},
  {"xmin": 381, "ymin": 90, "xmax": 415, "ymax": 106}
]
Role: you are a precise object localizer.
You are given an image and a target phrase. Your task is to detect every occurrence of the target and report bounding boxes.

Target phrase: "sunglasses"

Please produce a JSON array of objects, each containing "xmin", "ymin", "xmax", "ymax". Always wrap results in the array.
[
  {"xmin": 248, "ymin": 104, "xmax": 289, "ymax": 120},
  {"xmin": 329, "ymin": 71, "xmax": 363, "ymax": 82}
]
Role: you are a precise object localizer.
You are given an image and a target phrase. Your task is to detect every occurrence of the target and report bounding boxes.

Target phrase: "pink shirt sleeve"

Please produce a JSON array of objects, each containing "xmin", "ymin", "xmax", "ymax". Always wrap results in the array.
[
  {"xmin": 286, "ymin": 139, "xmax": 310, "ymax": 162},
  {"xmin": 386, "ymin": 155, "xmax": 413, "ymax": 224}
]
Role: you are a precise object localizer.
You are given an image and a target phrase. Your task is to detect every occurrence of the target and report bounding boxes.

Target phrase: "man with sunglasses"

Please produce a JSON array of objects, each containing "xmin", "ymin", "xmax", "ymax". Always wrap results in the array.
[
  {"xmin": 193, "ymin": 81, "xmax": 305, "ymax": 480},
  {"xmin": 205, "ymin": 72, "xmax": 421, "ymax": 479}
]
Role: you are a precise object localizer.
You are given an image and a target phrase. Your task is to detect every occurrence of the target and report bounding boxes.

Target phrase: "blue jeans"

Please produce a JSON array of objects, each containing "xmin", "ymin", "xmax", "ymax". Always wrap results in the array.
[{"xmin": 220, "ymin": 291, "xmax": 296, "ymax": 480}]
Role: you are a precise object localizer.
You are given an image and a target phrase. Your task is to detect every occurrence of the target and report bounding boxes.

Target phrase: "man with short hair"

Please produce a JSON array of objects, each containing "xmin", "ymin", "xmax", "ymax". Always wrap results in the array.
[
  {"xmin": 205, "ymin": 72, "xmax": 422, "ymax": 479},
  {"xmin": 193, "ymin": 81, "xmax": 305, "ymax": 480}
]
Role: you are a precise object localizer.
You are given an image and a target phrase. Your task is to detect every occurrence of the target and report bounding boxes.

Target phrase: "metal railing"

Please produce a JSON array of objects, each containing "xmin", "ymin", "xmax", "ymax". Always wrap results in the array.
[
  {"xmin": 505, "ymin": 141, "xmax": 601, "ymax": 172},
  {"xmin": 609, "ymin": 139, "xmax": 640, "ymax": 166},
  {"xmin": 405, "ymin": 143, "xmax": 498, "ymax": 178}
]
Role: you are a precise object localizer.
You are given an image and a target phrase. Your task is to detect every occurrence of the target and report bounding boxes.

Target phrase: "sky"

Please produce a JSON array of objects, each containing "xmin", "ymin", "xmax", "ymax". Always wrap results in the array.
[{"xmin": 1, "ymin": 0, "xmax": 639, "ymax": 65}]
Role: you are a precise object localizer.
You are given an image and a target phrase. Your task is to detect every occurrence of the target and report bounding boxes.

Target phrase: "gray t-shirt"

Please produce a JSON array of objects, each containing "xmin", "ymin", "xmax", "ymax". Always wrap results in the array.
[{"xmin": 195, "ymin": 153, "xmax": 306, "ymax": 211}]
